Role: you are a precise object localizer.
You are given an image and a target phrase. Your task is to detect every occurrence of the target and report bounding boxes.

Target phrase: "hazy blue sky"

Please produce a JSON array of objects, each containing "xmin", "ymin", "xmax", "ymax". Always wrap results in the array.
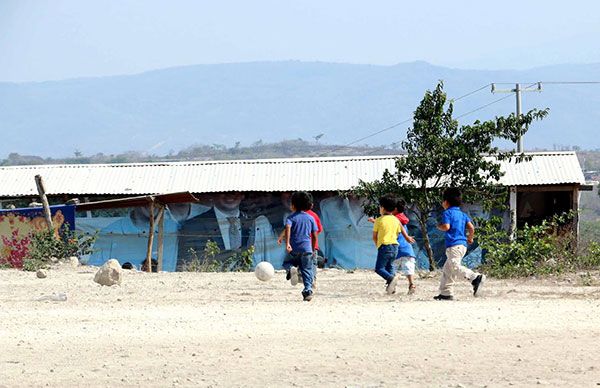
[{"xmin": 1, "ymin": 0, "xmax": 599, "ymax": 82}]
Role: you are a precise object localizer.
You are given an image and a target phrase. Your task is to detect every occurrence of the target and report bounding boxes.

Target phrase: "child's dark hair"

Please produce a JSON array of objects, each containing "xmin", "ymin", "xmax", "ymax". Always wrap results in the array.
[
  {"xmin": 379, "ymin": 194, "xmax": 397, "ymax": 213},
  {"xmin": 141, "ymin": 259, "xmax": 158, "ymax": 272},
  {"xmin": 396, "ymin": 198, "xmax": 406, "ymax": 213},
  {"xmin": 443, "ymin": 188, "xmax": 462, "ymax": 207},
  {"xmin": 291, "ymin": 191, "xmax": 313, "ymax": 211}
]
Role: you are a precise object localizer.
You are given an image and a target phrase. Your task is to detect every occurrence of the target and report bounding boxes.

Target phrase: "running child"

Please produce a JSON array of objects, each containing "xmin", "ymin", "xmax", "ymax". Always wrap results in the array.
[
  {"xmin": 278, "ymin": 201, "xmax": 323, "ymax": 286},
  {"xmin": 369, "ymin": 198, "xmax": 416, "ymax": 294},
  {"xmin": 372, "ymin": 194, "xmax": 402, "ymax": 294},
  {"xmin": 283, "ymin": 191, "xmax": 319, "ymax": 301},
  {"xmin": 434, "ymin": 188, "xmax": 485, "ymax": 300},
  {"xmin": 393, "ymin": 199, "xmax": 418, "ymax": 295}
]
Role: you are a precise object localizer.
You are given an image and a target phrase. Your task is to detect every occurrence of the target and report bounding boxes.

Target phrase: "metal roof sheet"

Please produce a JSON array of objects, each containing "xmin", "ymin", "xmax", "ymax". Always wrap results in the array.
[{"xmin": 0, "ymin": 152, "xmax": 585, "ymax": 197}]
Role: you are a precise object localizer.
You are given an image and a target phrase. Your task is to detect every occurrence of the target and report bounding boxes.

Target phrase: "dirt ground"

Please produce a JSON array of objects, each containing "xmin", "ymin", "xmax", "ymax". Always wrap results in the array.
[{"xmin": 1, "ymin": 266, "xmax": 600, "ymax": 388}]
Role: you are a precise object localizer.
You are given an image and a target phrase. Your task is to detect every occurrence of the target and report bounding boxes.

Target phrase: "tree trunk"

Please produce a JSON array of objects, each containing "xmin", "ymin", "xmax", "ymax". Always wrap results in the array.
[{"xmin": 418, "ymin": 213, "xmax": 436, "ymax": 271}]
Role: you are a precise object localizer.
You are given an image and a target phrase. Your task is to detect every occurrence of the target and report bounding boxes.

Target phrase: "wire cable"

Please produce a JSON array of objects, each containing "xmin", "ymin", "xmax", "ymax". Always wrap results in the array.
[
  {"xmin": 348, "ymin": 80, "xmax": 599, "ymax": 157},
  {"xmin": 492, "ymin": 81, "xmax": 600, "ymax": 85},
  {"xmin": 318, "ymin": 83, "xmax": 493, "ymax": 157},
  {"xmin": 451, "ymin": 83, "xmax": 491, "ymax": 102},
  {"xmin": 455, "ymin": 93, "xmax": 515, "ymax": 119},
  {"xmin": 316, "ymin": 118, "xmax": 413, "ymax": 157},
  {"xmin": 541, "ymin": 81, "xmax": 600, "ymax": 85}
]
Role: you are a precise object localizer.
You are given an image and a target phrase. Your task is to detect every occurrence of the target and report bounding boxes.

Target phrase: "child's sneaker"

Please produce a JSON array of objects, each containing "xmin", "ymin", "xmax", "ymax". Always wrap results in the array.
[
  {"xmin": 472, "ymin": 274, "xmax": 485, "ymax": 296},
  {"xmin": 433, "ymin": 294, "xmax": 454, "ymax": 301},
  {"xmin": 290, "ymin": 267, "xmax": 299, "ymax": 286},
  {"xmin": 407, "ymin": 284, "xmax": 416, "ymax": 295},
  {"xmin": 385, "ymin": 275, "xmax": 399, "ymax": 295},
  {"xmin": 302, "ymin": 290, "xmax": 313, "ymax": 301}
]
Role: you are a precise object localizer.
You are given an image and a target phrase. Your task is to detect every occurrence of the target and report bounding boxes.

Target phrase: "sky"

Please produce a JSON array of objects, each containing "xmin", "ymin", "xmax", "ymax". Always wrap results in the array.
[{"xmin": 1, "ymin": 0, "xmax": 600, "ymax": 82}]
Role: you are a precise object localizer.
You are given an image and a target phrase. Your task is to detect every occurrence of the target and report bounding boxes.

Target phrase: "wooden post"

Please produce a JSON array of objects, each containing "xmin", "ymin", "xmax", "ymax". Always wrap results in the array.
[
  {"xmin": 573, "ymin": 187, "xmax": 580, "ymax": 250},
  {"xmin": 34, "ymin": 175, "xmax": 54, "ymax": 230},
  {"xmin": 156, "ymin": 204, "xmax": 165, "ymax": 272},
  {"xmin": 84, "ymin": 197, "xmax": 92, "ymax": 218},
  {"xmin": 145, "ymin": 199, "xmax": 155, "ymax": 272},
  {"xmin": 509, "ymin": 187, "xmax": 517, "ymax": 240}
]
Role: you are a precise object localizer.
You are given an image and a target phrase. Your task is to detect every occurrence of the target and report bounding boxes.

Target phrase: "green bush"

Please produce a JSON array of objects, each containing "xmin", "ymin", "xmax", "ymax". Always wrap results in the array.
[
  {"xmin": 578, "ymin": 241, "xmax": 600, "ymax": 269},
  {"xmin": 22, "ymin": 226, "xmax": 97, "ymax": 272},
  {"xmin": 182, "ymin": 240, "xmax": 221, "ymax": 272},
  {"xmin": 181, "ymin": 240, "xmax": 254, "ymax": 272},
  {"xmin": 478, "ymin": 212, "xmax": 580, "ymax": 278}
]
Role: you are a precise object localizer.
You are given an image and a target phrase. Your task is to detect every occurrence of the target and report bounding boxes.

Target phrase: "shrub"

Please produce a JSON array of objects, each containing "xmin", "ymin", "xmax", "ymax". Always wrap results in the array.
[
  {"xmin": 478, "ymin": 212, "xmax": 579, "ymax": 278},
  {"xmin": 578, "ymin": 241, "xmax": 600, "ymax": 269},
  {"xmin": 20, "ymin": 225, "xmax": 97, "ymax": 272},
  {"xmin": 181, "ymin": 240, "xmax": 254, "ymax": 272},
  {"xmin": 182, "ymin": 240, "xmax": 221, "ymax": 272}
]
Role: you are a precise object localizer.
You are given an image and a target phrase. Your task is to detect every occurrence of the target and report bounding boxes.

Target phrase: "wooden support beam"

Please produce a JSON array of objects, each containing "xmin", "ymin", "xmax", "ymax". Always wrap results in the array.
[
  {"xmin": 572, "ymin": 187, "xmax": 580, "ymax": 249},
  {"xmin": 144, "ymin": 199, "xmax": 155, "ymax": 273},
  {"xmin": 509, "ymin": 187, "xmax": 517, "ymax": 240},
  {"xmin": 34, "ymin": 175, "xmax": 53, "ymax": 231},
  {"xmin": 156, "ymin": 205, "xmax": 165, "ymax": 272}
]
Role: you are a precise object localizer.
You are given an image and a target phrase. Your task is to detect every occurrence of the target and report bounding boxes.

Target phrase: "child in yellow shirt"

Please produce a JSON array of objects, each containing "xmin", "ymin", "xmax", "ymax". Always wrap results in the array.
[{"xmin": 372, "ymin": 195, "xmax": 401, "ymax": 294}]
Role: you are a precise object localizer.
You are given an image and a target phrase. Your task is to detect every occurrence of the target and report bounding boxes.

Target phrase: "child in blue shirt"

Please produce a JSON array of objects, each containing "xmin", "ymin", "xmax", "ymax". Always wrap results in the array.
[
  {"xmin": 284, "ymin": 191, "xmax": 319, "ymax": 302},
  {"xmin": 392, "ymin": 199, "xmax": 418, "ymax": 295},
  {"xmin": 434, "ymin": 188, "xmax": 485, "ymax": 300}
]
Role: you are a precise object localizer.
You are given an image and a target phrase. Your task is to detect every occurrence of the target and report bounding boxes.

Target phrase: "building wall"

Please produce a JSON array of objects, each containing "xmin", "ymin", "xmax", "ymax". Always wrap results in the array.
[{"xmin": 75, "ymin": 192, "xmax": 491, "ymax": 271}]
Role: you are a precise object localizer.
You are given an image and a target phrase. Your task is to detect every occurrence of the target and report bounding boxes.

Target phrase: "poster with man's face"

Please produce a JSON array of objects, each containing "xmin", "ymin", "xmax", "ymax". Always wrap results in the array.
[{"xmin": 76, "ymin": 192, "xmax": 491, "ymax": 271}]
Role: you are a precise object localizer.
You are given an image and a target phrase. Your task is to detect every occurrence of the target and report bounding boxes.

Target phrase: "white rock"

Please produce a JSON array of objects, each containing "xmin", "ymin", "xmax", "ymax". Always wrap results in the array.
[
  {"xmin": 67, "ymin": 256, "xmax": 79, "ymax": 268},
  {"xmin": 36, "ymin": 269, "xmax": 48, "ymax": 279},
  {"xmin": 93, "ymin": 259, "xmax": 123, "ymax": 286}
]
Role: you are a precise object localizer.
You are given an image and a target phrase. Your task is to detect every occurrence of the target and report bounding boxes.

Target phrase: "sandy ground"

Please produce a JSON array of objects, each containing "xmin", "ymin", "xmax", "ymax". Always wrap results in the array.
[{"xmin": 1, "ymin": 266, "xmax": 600, "ymax": 388}]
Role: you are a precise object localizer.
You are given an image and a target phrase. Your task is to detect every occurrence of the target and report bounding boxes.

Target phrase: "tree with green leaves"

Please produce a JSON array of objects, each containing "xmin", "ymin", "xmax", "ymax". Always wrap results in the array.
[{"xmin": 352, "ymin": 81, "xmax": 548, "ymax": 270}]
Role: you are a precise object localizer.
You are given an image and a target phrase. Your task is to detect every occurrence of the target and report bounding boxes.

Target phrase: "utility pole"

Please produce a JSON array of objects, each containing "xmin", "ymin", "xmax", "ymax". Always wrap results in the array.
[
  {"xmin": 491, "ymin": 82, "xmax": 542, "ymax": 239},
  {"xmin": 515, "ymin": 83, "xmax": 522, "ymax": 152},
  {"xmin": 491, "ymin": 82, "xmax": 542, "ymax": 152}
]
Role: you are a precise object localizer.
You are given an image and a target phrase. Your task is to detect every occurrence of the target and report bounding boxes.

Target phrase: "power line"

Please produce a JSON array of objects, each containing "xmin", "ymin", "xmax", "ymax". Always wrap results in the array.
[
  {"xmin": 541, "ymin": 81, "xmax": 600, "ymax": 85},
  {"xmin": 455, "ymin": 93, "xmax": 514, "ymax": 119},
  {"xmin": 451, "ymin": 83, "xmax": 491, "ymax": 102},
  {"xmin": 318, "ymin": 83, "xmax": 492, "ymax": 157},
  {"xmin": 365, "ymin": 89, "xmax": 525, "ymax": 156},
  {"xmin": 317, "ymin": 118, "xmax": 412, "ymax": 157},
  {"xmin": 352, "ymin": 80, "xmax": 600, "ymax": 157},
  {"xmin": 492, "ymin": 81, "xmax": 600, "ymax": 85}
]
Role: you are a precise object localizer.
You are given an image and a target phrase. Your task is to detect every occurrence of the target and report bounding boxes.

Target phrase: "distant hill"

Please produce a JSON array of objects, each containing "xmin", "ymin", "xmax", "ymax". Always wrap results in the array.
[{"xmin": 1, "ymin": 61, "xmax": 600, "ymax": 157}]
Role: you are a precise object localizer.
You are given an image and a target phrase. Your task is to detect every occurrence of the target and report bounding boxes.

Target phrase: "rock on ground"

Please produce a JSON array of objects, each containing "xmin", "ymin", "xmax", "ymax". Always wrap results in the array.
[
  {"xmin": 93, "ymin": 259, "xmax": 122, "ymax": 286},
  {"xmin": 36, "ymin": 269, "xmax": 47, "ymax": 279},
  {"xmin": 67, "ymin": 256, "xmax": 79, "ymax": 268}
]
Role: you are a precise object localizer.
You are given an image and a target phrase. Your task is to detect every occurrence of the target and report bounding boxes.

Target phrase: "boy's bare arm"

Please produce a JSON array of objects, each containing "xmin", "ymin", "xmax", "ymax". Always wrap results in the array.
[
  {"xmin": 372, "ymin": 231, "xmax": 378, "ymax": 246},
  {"xmin": 311, "ymin": 231, "xmax": 318, "ymax": 253},
  {"xmin": 401, "ymin": 226, "xmax": 416, "ymax": 244},
  {"xmin": 277, "ymin": 229, "xmax": 285, "ymax": 245},
  {"xmin": 285, "ymin": 225, "xmax": 292, "ymax": 252},
  {"xmin": 466, "ymin": 221, "xmax": 475, "ymax": 244}
]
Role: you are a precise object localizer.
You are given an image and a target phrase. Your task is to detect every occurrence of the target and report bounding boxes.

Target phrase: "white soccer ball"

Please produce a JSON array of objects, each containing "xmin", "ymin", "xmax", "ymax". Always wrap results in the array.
[{"xmin": 255, "ymin": 261, "xmax": 275, "ymax": 282}]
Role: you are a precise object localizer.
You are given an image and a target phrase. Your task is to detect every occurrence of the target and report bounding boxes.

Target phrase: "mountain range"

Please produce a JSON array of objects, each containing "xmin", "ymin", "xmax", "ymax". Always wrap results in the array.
[{"xmin": 1, "ymin": 61, "xmax": 599, "ymax": 157}]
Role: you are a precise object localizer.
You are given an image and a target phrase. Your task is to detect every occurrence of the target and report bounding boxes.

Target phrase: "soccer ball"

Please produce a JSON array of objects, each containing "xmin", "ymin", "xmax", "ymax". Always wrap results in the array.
[{"xmin": 255, "ymin": 261, "xmax": 275, "ymax": 282}]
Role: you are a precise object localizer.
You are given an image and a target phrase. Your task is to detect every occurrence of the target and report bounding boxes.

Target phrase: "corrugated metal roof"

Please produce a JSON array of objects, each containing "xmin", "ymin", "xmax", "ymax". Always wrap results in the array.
[
  {"xmin": 0, "ymin": 152, "xmax": 585, "ymax": 197},
  {"xmin": 498, "ymin": 152, "xmax": 585, "ymax": 186}
]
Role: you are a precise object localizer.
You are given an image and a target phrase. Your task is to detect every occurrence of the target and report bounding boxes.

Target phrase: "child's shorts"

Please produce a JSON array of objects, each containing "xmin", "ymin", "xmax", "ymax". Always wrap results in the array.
[{"xmin": 393, "ymin": 256, "xmax": 416, "ymax": 276}]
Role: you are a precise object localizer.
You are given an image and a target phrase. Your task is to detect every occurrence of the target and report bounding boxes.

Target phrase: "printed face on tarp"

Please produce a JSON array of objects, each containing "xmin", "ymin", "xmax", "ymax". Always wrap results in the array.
[
  {"xmin": 214, "ymin": 192, "xmax": 244, "ymax": 212},
  {"xmin": 78, "ymin": 193, "xmax": 493, "ymax": 271}
]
